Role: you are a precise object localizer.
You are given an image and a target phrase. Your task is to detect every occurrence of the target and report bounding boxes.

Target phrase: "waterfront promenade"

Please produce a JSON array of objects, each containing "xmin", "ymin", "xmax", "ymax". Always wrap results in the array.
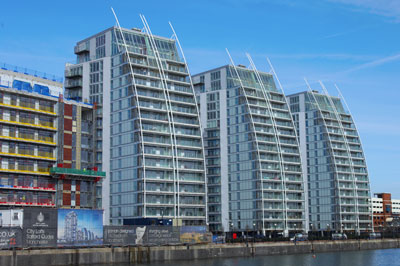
[{"xmin": 1, "ymin": 238, "xmax": 399, "ymax": 266}]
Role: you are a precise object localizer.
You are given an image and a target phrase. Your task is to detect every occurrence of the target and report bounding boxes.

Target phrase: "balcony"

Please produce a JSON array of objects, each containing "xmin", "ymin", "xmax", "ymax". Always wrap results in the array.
[
  {"xmin": 74, "ymin": 42, "xmax": 90, "ymax": 54},
  {"xmin": 65, "ymin": 66, "xmax": 83, "ymax": 78},
  {"xmin": 65, "ymin": 79, "xmax": 82, "ymax": 89}
]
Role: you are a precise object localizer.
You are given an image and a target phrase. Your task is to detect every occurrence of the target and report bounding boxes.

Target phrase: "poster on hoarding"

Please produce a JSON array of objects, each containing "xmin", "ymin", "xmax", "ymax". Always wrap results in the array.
[
  {"xmin": 146, "ymin": 226, "xmax": 180, "ymax": 245},
  {"xmin": 0, "ymin": 228, "xmax": 22, "ymax": 248},
  {"xmin": 57, "ymin": 209, "xmax": 103, "ymax": 246},
  {"xmin": 180, "ymin": 226, "xmax": 211, "ymax": 244},
  {"xmin": 103, "ymin": 226, "xmax": 137, "ymax": 245},
  {"xmin": 103, "ymin": 225, "xmax": 147, "ymax": 245},
  {"xmin": 103, "ymin": 226, "xmax": 180, "ymax": 246},
  {"xmin": 22, "ymin": 208, "xmax": 57, "ymax": 247}
]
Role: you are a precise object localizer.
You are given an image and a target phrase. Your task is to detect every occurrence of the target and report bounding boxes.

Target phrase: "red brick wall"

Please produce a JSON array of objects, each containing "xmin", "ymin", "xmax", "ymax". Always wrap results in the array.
[
  {"xmin": 63, "ymin": 180, "xmax": 71, "ymax": 191},
  {"xmin": 76, "ymin": 194, "xmax": 80, "ymax": 206},
  {"xmin": 64, "ymin": 147, "xmax": 72, "ymax": 161},
  {"xmin": 64, "ymin": 119, "xmax": 72, "ymax": 131},
  {"xmin": 64, "ymin": 133, "xmax": 72, "ymax": 146},
  {"xmin": 63, "ymin": 193, "xmax": 71, "ymax": 206},
  {"xmin": 64, "ymin": 104, "xmax": 72, "ymax": 117}
]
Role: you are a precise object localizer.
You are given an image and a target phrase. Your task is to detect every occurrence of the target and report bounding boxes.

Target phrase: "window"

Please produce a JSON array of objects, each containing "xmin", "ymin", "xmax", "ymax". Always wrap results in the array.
[
  {"xmin": 290, "ymin": 96, "xmax": 299, "ymax": 104},
  {"xmin": 96, "ymin": 35, "xmax": 106, "ymax": 47},
  {"xmin": 210, "ymin": 71, "xmax": 221, "ymax": 81},
  {"xmin": 211, "ymin": 80, "xmax": 221, "ymax": 91}
]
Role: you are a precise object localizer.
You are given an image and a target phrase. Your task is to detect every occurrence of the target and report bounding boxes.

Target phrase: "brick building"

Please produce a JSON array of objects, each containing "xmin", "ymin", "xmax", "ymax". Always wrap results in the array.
[{"xmin": 371, "ymin": 193, "xmax": 400, "ymax": 231}]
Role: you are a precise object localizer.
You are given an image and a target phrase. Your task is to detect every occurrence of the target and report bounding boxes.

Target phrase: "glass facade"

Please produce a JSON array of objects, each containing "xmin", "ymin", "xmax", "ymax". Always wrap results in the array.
[
  {"xmin": 109, "ymin": 28, "xmax": 206, "ymax": 225},
  {"xmin": 195, "ymin": 65, "xmax": 305, "ymax": 234},
  {"xmin": 288, "ymin": 91, "xmax": 372, "ymax": 232}
]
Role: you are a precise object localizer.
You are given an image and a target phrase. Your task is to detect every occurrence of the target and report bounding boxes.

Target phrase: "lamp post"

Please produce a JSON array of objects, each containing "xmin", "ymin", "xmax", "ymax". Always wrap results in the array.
[
  {"xmin": 160, "ymin": 208, "xmax": 164, "ymax": 225},
  {"xmin": 327, "ymin": 223, "xmax": 331, "ymax": 238},
  {"xmin": 274, "ymin": 223, "xmax": 277, "ymax": 240},
  {"xmin": 253, "ymin": 222, "xmax": 256, "ymax": 243},
  {"xmin": 391, "ymin": 224, "xmax": 394, "ymax": 239},
  {"xmin": 229, "ymin": 222, "xmax": 234, "ymax": 243}
]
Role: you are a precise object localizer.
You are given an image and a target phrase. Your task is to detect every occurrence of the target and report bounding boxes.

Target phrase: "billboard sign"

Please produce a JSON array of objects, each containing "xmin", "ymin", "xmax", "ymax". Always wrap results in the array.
[
  {"xmin": 103, "ymin": 226, "xmax": 137, "ymax": 245},
  {"xmin": 0, "ymin": 228, "xmax": 22, "ymax": 248},
  {"xmin": 180, "ymin": 226, "xmax": 211, "ymax": 244},
  {"xmin": 146, "ymin": 226, "xmax": 180, "ymax": 245},
  {"xmin": 104, "ymin": 226, "xmax": 180, "ymax": 246},
  {"xmin": 22, "ymin": 208, "xmax": 57, "ymax": 247},
  {"xmin": 57, "ymin": 209, "xmax": 103, "ymax": 246}
]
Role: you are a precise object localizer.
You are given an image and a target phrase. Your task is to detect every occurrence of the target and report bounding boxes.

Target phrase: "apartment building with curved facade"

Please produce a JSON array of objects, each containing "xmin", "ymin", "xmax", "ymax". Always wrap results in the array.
[
  {"xmin": 65, "ymin": 25, "xmax": 207, "ymax": 226},
  {"xmin": 194, "ymin": 64, "xmax": 305, "ymax": 235},
  {"xmin": 287, "ymin": 90, "xmax": 372, "ymax": 233}
]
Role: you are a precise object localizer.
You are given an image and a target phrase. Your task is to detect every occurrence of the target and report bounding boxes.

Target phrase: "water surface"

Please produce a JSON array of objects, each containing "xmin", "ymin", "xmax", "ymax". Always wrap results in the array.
[{"xmin": 127, "ymin": 248, "xmax": 400, "ymax": 266}]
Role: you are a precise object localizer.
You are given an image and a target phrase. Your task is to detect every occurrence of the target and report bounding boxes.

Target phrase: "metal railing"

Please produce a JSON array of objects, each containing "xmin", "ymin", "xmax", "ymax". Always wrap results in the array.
[{"xmin": 0, "ymin": 62, "xmax": 63, "ymax": 83}]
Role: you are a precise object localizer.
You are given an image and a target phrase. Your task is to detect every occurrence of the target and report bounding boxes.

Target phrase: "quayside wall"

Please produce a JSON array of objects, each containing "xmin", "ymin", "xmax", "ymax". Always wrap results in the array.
[{"xmin": 1, "ymin": 239, "xmax": 399, "ymax": 266}]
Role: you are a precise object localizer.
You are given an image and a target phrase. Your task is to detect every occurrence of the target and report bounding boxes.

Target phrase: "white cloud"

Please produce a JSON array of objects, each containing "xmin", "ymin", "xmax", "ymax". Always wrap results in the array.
[
  {"xmin": 327, "ymin": 0, "xmax": 400, "ymax": 22},
  {"xmin": 185, "ymin": 47, "xmax": 378, "ymax": 62},
  {"xmin": 267, "ymin": 53, "xmax": 375, "ymax": 61},
  {"xmin": 340, "ymin": 53, "xmax": 400, "ymax": 74}
]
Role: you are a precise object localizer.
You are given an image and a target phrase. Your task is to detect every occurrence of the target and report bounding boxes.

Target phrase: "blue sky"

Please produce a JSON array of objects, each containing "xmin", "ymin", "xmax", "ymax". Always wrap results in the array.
[{"xmin": 0, "ymin": 0, "xmax": 399, "ymax": 197}]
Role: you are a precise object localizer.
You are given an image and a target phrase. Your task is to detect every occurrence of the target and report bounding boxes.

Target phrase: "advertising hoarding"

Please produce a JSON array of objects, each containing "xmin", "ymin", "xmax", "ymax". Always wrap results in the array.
[
  {"xmin": 104, "ymin": 225, "xmax": 196, "ymax": 246},
  {"xmin": 57, "ymin": 209, "xmax": 103, "ymax": 246},
  {"xmin": 180, "ymin": 226, "xmax": 211, "ymax": 244},
  {"xmin": 22, "ymin": 208, "xmax": 57, "ymax": 247},
  {"xmin": 103, "ymin": 226, "xmax": 137, "ymax": 245},
  {"xmin": 146, "ymin": 226, "xmax": 180, "ymax": 245},
  {"xmin": 0, "ymin": 228, "xmax": 22, "ymax": 248}
]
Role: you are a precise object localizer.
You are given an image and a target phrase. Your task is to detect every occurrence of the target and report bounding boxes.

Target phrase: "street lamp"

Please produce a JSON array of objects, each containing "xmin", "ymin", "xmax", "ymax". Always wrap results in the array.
[
  {"xmin": 253, "ymin": 222, "xmax": 257, "ymax": 243},
  {"xmin": 160, "ymin": 208, "xmax": 165, "ymax": 225},
  {"xmin": 327, "ymin": 224, "xmax": 331, "ymax": 239},
  {"xmin": 391, "ymin": 224, "xmax": 394, "ymax": 239}
]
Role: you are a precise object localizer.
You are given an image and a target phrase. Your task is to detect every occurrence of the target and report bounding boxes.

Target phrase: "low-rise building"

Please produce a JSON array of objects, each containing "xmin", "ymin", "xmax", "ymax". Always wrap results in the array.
[{"xmin": 372, "ymin": 193, "xmax": 400, "ymax": 231}]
